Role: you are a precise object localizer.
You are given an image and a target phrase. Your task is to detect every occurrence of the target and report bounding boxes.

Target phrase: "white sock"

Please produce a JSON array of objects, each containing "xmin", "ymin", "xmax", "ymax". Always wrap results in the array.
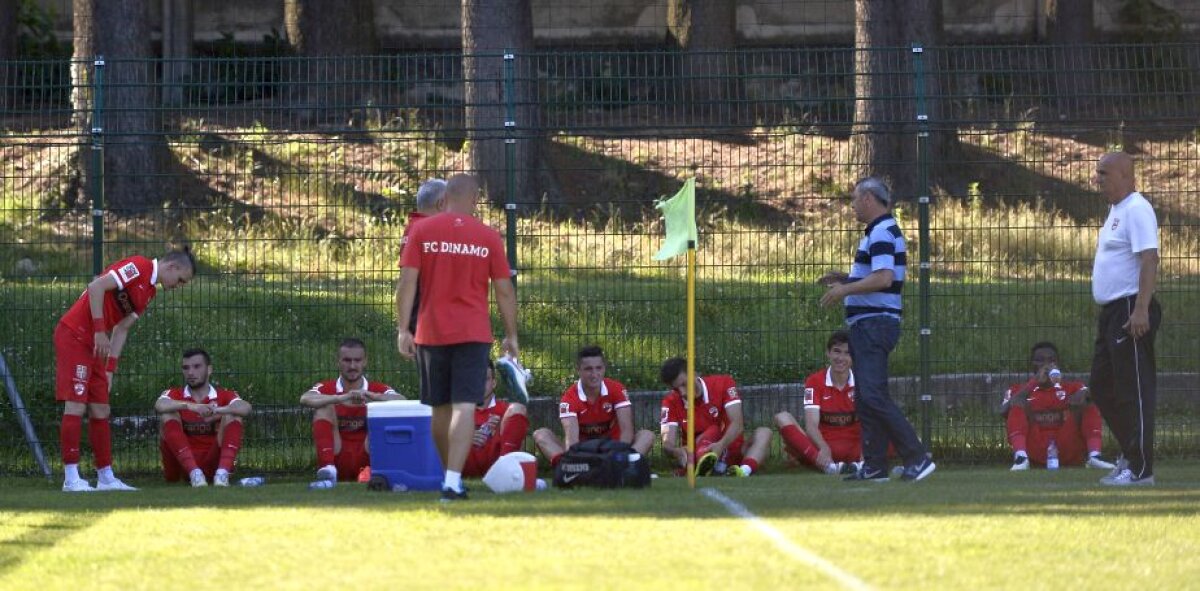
[
  {"xmin": 1088, "ymin": 451, "xmax": 1101, "ymax": 458},
  {"xmin": 64, "ymin": 464, "xmax": 80, "ymax": 482},
  {"xmin": 443, "ymin": 470, "xmax": 463, "ymax": 492},
  {"xmin": 97, "ymin": 466, "xmax": 115, "ymax": 483},
  {"xmin": 714, "ymin": 461, "xmax": 728, "ymax": 474},
  {"xmin": 740, "ymin": 464, "xmax": 754, "ymax": 477}
]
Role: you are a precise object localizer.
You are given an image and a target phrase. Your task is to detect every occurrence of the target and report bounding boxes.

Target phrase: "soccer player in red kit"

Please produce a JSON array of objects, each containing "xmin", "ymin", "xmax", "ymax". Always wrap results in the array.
[
  {"xmin": 396, "ymin": 174, "xmax": 519, "ymax": 502},
  {"xmin": 533, "ymin": 346, "xmax": 655, "ymax": 466},
  {"xmin": 155, "ymin": 348, "xmax": 252, "ymax": 487},
  {"xmin": 55, "ymin": 248, "xmax": 196, "ymax": 492},
  {"xmin": 659, "ymin": 357, "xmax": 772, "ymax": 477},
  {"xmin": 1002, "ymin": 341, "xmax": 1116, "ymax": 471},
  {"xmin": 463, "ymin": 360, "xmax": 530, "ymax": 477},
  {"xmin": 300, "ymin": 338, "xmax": 405, "ymax": 484},
  {"xmin": 775, "ymin": 330, "xmax": 861, "ymax": 475}
]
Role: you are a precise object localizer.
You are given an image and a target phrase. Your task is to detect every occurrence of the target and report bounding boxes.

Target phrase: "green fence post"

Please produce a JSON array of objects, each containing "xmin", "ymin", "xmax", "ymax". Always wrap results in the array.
[
  {"xmin": 503, "ymin": 50, "xmax": 518, "ymax": 290},
  {"xmin": 912, "ymin": 44, "xmax": 933, "ymax": 446},
  {"xmin": 90, "ymin": 56, "xmax": 106, "ymax": 276}
]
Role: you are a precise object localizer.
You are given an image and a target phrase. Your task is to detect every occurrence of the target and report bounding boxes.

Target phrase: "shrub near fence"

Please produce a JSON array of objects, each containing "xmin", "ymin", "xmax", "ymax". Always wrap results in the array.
[{"xmin": 2, "ymin": 45, "xmax": 1198, "ymax": 475}]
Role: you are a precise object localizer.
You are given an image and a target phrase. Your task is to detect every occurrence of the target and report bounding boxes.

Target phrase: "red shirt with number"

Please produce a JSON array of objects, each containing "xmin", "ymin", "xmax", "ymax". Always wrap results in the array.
[
  {"xmin": 158, "ymin": 385, "xmax": 242, "ymax": 447},
  {"xmin": 803, "ymin": 368, "xmax": 860, "ymax": 443},
  {"xmin": 659, "ymin": 374, "xmax": 742, "ymax": 441},
  {"xmin": 308, "ymin": 377, "xmax": 398, "ymax": 442},
  {"xmin": 58, "ymin": 256, "xmax": 159, "ymax": 339},
  {"xmin": 558, "ymin": 378, "xmax": 631, "ymax": 442},
  {"xmin": 399, "ymin": 212, "xmax": 510, "ymax": 346}
]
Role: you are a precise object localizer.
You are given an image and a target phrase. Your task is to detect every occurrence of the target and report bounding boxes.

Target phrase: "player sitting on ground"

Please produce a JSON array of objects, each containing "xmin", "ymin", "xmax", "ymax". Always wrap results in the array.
[
  {"xmin": 1001, "ymin": 341, "xmax": 1116, "ymax": 471},
  {"xmin": 300, "ymin": 338, "xmax": 405, "ymax": 484},
  {"xmin": 659, "ymin": 357, "xmax": 772, "ymax": 477},
  {"xmin": 775, "ymin": 330, "xmax": 861, "ymax": 475},
  {"xmin": 533, "ymin": 346, "xmax": 655, "ymax": 466},
  {"xmin": 463, "ymin": 360, "xmax": 531, "ymax": 478},
  {"xmin": 155, "ymin": 348, "xmax": 252, "ymax": 487}
]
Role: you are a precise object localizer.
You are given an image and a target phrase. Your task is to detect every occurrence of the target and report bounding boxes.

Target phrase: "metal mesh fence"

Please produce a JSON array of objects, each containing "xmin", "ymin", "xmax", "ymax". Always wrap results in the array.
[{"xmin": 2, "ymin": 44, "xmax": 1198, "ymax": 476}]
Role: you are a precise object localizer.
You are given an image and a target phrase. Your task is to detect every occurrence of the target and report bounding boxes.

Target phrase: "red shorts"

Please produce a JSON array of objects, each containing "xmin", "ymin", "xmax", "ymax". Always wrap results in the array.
[
  {"xmin": 335, "ymin": 437, "xmax": 369, "ymax": 481},
  {"xmin": 463, "ymin": 439, "xmax": 502, "ymax": 478},
  {"xmin": 161, "ymin": 437, "xmax": 220, "ymax": 481},
  {"xmin": 54, "ymin": 326, "xmax": 109, "ymax": 404}
]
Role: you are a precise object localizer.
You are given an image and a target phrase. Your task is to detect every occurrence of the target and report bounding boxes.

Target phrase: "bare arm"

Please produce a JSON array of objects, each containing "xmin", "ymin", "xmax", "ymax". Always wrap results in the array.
[
  {"xmin": 661, "ymin": 423, "xmax": 688, "ymax": 466},
  {"xmin": 106, "ymin": 313, "xmax": 139, "ymax": 360},
  {"xmin": 710, "ymin": 403, "xmax": 745, "ymax": 455},
  {"xmin": 615, "ymin": 406, "xmax": 635, "ymax": 445},
  {"xmin": 802, "ymin": 406, "xmax": 832, "ymax": 457},
  {"xmin": 493, "ymin": 277, "xmax": 519, "ymax": 358},
  {"xmin": 216, "ymin": 398, "xmax": 253, "ymax": 417},
  {"xmin": 820, "ymin": 269, "xmax": 894, "ymax": 308},
  {"xmin": 562, "ymin": 416, "xmax": 581, "ymax": 448},
  {"xmin": 1126, "ymin": 249, "xmax": 1159, "ymax": 339},
  {"xmin": 155, "ymin": 393, "xmax": 214, "ymax": 417},
  {"xmin": 362, "ymin": 388, "xmax": 406, "ymax": 402},
  {"xmin": 300, "ymin": 390, "xmax": 349, "ymax": 408},
  {"xmin": 395, "ymin": 267, "xmax": 420, "ymax": 359},
  {"xmin": 87, "ymin": 273, "xmax": 120, "ymax": 358}
]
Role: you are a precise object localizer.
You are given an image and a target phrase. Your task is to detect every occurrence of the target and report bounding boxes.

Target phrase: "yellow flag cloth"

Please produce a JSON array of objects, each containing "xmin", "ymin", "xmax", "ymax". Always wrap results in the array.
[{"xmin": 653, "ymin": 177, "xmax": 698, "ymax": 260}]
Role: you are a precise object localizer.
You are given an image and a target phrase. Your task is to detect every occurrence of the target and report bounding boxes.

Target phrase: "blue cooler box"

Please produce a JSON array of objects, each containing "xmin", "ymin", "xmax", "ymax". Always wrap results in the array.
[{"xmin": 367, "ymin": 400, "xmax": 443, "ymax": 491}]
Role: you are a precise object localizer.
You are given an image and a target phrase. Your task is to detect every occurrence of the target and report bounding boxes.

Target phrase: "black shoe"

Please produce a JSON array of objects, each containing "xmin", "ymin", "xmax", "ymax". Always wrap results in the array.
[
  {"xmin": 439, "ymin": 487, "xmax": 468, "ymax": 502},
  {"xmin": 844, "ymin": 467, "xmax": 889, "ymax": 482},
  {"xmin": 901, "ymin": 457, "xmax": 937, "ymax": 482}
]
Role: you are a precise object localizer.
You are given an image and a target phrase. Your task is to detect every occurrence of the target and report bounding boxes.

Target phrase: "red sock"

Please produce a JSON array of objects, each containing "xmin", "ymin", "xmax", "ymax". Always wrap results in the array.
[
  {"xmin": 313, "ymin": 420, "xmax": 336, "ymax": 466},
  {"xmin": 219, "ymin": 421, "xmax": 243, "ymax": 472},
  {"xmin": 742, "ymin": 458, "xmax": 760, "ymax": 473},
  {"xmin": 88, "ymin": 417, "xmax": 112, "ymax": 469},
  {"xmin": 1081, "ymin": 405, "xmax": 1104, "ymax": 454},
  {"xmin": 780, "ymin": 424, "xmax": 820, "ymax": 467},
  {"xmin": 549, "ymin": 452, "xmax": 563, "ymax": 467},
  {"xmin": 162, "ymin": 420, "xmax": 199, "ymax": 472},
  {"xmin": 1006, "ymin": 407, "xmax": 1028, "ymax": 454},
  {"xmin": 61, "ymin": 414, "xmax": 83, "ymax": 464},
  {"xmin": 498, "ymin": 413, "xmax": 529, "ymax": 455}
]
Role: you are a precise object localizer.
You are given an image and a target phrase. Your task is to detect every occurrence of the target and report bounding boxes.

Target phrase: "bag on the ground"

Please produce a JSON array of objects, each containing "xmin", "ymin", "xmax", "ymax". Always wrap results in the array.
[{"xmin": 552, "ymin": 438, "xmax": 651, "ymax": 489}]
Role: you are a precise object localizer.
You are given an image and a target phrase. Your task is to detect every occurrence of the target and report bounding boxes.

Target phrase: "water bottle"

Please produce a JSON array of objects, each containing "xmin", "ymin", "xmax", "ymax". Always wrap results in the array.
[
  {"xmin": 1046, "ymin": 438, "xmax": 1060, "ymax": 471},
  {"xmin": 238, "ymin": 476, "xmax": 265, "ymax": 487},
  {"xmin": 1048, "ymin": 368, "xmax": 1063, "ymax": 387},
  {"xmin": 309, "ymin": 479, "xmax": 335, "ymax": 490}
]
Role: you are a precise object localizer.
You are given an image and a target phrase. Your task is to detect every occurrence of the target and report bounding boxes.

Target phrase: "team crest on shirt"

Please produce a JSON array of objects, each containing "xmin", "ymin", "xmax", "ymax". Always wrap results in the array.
[
  {"xmin": 708, "ymin": 406, "xmax": 719, "ymax": 418},
  {"xmin": 118, "ymin": 262, "xmax": 140, "ymax": 283},
  {"xmin": 804, "ymin": 387, "xmax": 815, "ymax": 405},
  {"xmin": 75, "ymin": 364, "xmax": 88, "ymax": 380}
]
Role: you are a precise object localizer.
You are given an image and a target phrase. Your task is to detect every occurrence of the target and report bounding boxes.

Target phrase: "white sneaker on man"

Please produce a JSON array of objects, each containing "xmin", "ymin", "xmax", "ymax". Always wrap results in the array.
[
  {"xmin": 213, "ymin": 470, "xmax": 230, "ymax": 487},
  {"xmin": 1099, "ymin": 457, "xmax": 1129, "ymax": 484},
  {"xmin": 1101, "ymin": 468, "xmax": 1155, "ymax": 487},
  {"xmin": 316, "ymin": 465, "xmax": 338, "ymax": 481},
  {"xmin": 190, "ymin": 468, "xmax": 208, "ymax": 488},
  {"xmin": 1011, "ymin": 455, "xmax": 1030, "ymax": 471},
  {"xmin": 96, "ymin": 477, "xmax": 138, "ymax": 491},
  {"xmin": 824, "ymin": 461, "xmax": 844, "ymax": 475},
  {"xmin": 62, "ymin": 479, "xmax": 96, "ymax": 492}
]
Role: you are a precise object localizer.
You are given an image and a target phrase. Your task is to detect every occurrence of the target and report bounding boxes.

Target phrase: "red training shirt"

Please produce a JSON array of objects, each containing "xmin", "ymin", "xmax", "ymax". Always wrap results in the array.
[
  {"xmin": 308, "ymin": 377, "xmax": 398, "ymax": 441},
  {"xmin": 660, "ymin": 374, "xmax": 742, "ymax": 442},
  {"xmin": 558, "ymin": 378, "xmax": 631, "ymax": 442},
  {"xmin": 803, "ymin": 368, "xmax": 860, "ymax": 442},
  {"xmin": 59, "ymin": 256, "xmax": 159, "ymax": 339},
  {"xmin": 158, "ymin": 385, "xmax": 242, "ymax": 444}
]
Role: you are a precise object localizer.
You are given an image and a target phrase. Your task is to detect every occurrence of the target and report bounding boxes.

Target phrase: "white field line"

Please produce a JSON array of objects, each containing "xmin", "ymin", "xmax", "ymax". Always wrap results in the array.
[{"xmin": 701, "ymin": 488, "xmax": 875, "ymax": 591}]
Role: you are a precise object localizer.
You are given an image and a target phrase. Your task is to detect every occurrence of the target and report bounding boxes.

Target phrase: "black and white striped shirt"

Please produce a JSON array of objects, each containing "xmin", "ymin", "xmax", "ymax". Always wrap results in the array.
[{"xmin": 845, "ymin": 214, "xmax": 905, "ymax": 324}]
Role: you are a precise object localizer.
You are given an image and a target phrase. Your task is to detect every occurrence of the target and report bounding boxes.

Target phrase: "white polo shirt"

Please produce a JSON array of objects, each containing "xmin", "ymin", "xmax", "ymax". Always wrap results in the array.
[{"xmin": 1092, "ymin": 191, "xmax": 1158, "ymax": 305}]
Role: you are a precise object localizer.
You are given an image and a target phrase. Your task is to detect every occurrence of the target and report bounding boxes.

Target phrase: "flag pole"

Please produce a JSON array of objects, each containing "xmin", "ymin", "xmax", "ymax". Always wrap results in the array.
[{"xmin": 686, "ymin": 239, "xmax": 696, "ymax": 489}]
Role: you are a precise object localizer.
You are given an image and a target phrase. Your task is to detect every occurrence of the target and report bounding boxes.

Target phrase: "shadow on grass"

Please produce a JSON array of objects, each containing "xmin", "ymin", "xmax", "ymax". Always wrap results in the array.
[{"xmin": 0, "ymin": 513, "xmax": 92, "ymax": 578}]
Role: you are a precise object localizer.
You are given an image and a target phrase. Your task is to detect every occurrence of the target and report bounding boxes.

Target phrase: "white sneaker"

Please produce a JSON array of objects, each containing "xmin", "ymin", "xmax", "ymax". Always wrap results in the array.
[
  {"xmin": 96, "ymin": 477, "xmax": 138, "ymax": 491},
  {"xmin": 213, "ymin": 471, "xmax": 230, "ymax": 487},
  {"xmin": 1100, "ymin": 457, "xmax": 1129, "ymax": 484},
  {"xmin": 316, "ymin": 465, "xmax": 338, "ymax": 481},
  {"xmin": 1100, "ymin": 468, "xmax": 1155, "ymax": 487},
  {"xmin": 62, "ymin": 478, "xmax": 96, "ymax": 492},
  {"xmin": 824, "ymin": 461, "xmax": 843, "ymax": 475},
  {"xmin": 1011, "ymin": 455, "xmax": 1030, "ymax": 471},
  {"xmin": 190, "ymin": 468, "xmax": 208, "ymax": 487},
  {"xmin": 1086, "ymin": 454, "xmax": 1116, "ymax": 470}
]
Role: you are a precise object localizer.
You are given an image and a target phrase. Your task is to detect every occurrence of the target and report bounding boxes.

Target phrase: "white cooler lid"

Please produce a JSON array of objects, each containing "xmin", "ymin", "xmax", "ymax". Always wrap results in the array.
[{"xmin": 367, "ymin": 400, "xmax": 432, "ymax": 418}]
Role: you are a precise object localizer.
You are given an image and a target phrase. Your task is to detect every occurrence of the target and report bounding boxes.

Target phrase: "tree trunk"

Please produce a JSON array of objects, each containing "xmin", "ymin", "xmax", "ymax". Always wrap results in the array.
[
  {"xmin": 284, "ymin": 0, "xmax": 378, "ymax": 124},
  {"xmin": 462, "ymin": 0, "xmax": 541, "ymax": 210},
  {"xmin": 853, "ymin": 0, "xmax": 907, "ymax": 196},
  {"xmin": 0, "ymin": 0, "xmax": 17, "ymax": 114},
  {"xmin": 667, "ymin": 0, "xmax": 742, "ymax": 126},
  {"xmin": 1048, "ymin": 0, "xmax": 1095, "ymax": 118},
  {"xmin": 71, "ymin": 0, "xmax": 172, "ymax": 214},
  {"xmin": 160, "ymin": 0, "xmax": 193, "ymax": 107}
]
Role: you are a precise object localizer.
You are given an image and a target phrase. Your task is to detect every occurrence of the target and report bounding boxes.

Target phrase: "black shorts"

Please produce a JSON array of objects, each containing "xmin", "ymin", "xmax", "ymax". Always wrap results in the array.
[{"xmin": 415, "ymin": 342, "xmax": 491, "ymax": 407}]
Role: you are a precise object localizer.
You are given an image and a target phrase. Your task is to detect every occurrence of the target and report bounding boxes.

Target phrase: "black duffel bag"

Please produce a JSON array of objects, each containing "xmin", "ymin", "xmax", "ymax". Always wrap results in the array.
[{"xmin": 553, "ymin": 438, "xmax": 651, "ymax": 489}]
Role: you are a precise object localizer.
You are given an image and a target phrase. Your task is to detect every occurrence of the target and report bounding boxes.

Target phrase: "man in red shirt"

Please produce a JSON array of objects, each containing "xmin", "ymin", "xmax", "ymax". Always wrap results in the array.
[
  {"xmin": 775, "ymin": 331, "xmax": 861, "ymax": 475},
  {"xmin": 532, "ymin": 346, "xmax": 655, "ymax": 466},
  {"xmin": 155, "ymin": 348, "xmax": 252, "ymax": 487},
  {"xmin": 463, "ymin": 360, "xmax": 530, "ymax": 477},
  {"xmin": 1002, "ymin": 341, "xmax": 1116, "ymax": 471},
  {"xmin": 300, "ymin": 338, "xmax": 405, "ymax": 484},
  {"xmin": 659, "ymin": 357, "xmax": 772, "ymax": 477},
  {"xmin": 396, "ymin": 173, "xmax": 519, "ymax": 501},
  {"xmin": 55, "ymin": 248, "xmax": 196, "ymax": 492},
  {"xmin": 395, "ymin": 178, "xmax": 446, "ymax": 335}
]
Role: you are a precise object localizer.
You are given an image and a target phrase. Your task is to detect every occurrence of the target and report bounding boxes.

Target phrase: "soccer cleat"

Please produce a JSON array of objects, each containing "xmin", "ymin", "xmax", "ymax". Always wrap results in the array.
[
  {"xmin": 727, "ymin": 464, "xmax": 749, "ymax": 478},
  {"xmin": 439, "ymin": 487, "xmax": 469, "ymax": 502},
  {"xmin": 316, "ymin": 464, "xmax": 337, "ymax": 482},
  {"xmin": 824, "ymin": 461, "xmax": 843, "ymax": 476},
  {"xmin": 357, "ymin": 466, "xmax": 372, "ymax": 483},
  {"xmin": 1100, "ymin": 468, "xmax": 1155, "ymax": 487},
  {"xmin": 901, "ymin": 457, "xmax": 937, "ymax": 482},
  {"xmin": 695, "ymin": 452, "xmax": 718, "ymax": 477},
  {"xmin": 62, "ymin": 479, "xmax": 96, "ymax": 492},
  {"xmin": 1011, "ymin": 455, "xmax": 1030, "ymax": 471},
  {"xmin": 495, "ymin": 354, "xmax": 532, "ymax": 404},
  {"xmin": 1086, "ymin": 454, "xmax": 1116, "ymax": 470},
  {"xmin": 96, "ymin": 477, "xmax": 138, "ymax": 491},
  {"xmin": 213, "ymin": 471, "xmax": 230, "ymax": 487},
  {"xmin": 844, "ymin": 467, "xmax": 890, "ymax": 482},
  {"xmin": 190, "ymin": 468, "xmax": 208, "ymax": 487}
]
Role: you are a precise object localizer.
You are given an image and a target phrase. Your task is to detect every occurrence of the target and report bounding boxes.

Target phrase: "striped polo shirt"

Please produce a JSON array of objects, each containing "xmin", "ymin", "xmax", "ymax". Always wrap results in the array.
[{"xmin": 844, "ymin": 213, "xmax": 905, "ymax": 324}]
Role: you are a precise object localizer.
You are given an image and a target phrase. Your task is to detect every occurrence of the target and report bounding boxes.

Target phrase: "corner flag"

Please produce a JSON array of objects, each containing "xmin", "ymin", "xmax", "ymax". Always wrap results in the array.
[{"xmin": 654, "ymin": 178, "xmax": 697, "ymax": 260}]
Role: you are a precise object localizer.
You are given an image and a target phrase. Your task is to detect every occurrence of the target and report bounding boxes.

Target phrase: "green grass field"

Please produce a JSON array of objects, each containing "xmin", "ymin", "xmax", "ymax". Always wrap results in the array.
[{"xmin": 2, "ymin": 463, "xmax": 1198, "ymax": 590}]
